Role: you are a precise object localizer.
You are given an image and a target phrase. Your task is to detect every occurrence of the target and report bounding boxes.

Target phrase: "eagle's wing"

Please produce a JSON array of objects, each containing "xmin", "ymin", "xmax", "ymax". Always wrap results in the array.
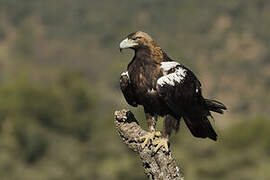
[
  {"xmin": 120, "ymin": 71, "xmax": 137, "ymax": 107},
  {"xmin": 156, "ymin": 61, "xmax": 218, "ymax": 141},
  {"xmin": 156, "ymin": 61, "xmax": 202, "ymax": 115}
]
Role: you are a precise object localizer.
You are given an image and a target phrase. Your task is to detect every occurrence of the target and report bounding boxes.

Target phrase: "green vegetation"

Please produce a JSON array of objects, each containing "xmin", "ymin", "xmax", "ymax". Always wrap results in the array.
[{"xmin": 0, "ymin": 0, "xmax": 269, "ymax": 179}]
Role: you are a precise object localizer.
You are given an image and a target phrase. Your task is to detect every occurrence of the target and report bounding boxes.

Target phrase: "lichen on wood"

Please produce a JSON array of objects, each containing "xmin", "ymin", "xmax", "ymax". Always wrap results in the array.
[{"xmin": 114, "ymin": 109, "xmax": 184, "ymax": 180}]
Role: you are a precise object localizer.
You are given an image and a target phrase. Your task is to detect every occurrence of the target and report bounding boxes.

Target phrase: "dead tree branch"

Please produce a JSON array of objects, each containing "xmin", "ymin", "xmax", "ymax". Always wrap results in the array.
[{"xmin": 114, "ymin": 109, "xmax": 184, "ymax": 180}]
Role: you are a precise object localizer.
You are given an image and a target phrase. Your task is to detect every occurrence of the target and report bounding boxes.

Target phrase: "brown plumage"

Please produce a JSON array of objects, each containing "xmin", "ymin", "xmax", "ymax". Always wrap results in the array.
[{"xmin": 119, "ymin": 31, "xmax": 227, "ymax": 152}]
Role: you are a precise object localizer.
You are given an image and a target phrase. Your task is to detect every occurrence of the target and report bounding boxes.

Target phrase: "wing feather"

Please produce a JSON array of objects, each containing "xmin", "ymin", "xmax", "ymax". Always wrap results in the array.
[
  {"xmin": 157, "ymin": 61, "xmax": 217, "ymax": 141},
  {"xmin": 157, "ymin": 61, "xmax": 194, "ymax": 115},
  {"xmin": 120, "ymin": 71, "xmax": 137, "ymax": 107}
]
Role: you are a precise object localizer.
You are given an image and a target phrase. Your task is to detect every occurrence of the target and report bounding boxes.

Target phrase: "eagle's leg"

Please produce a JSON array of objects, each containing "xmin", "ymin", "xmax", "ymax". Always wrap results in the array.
[
  {"xmin": 153, "ymin": 136, "xmax": 169, "ymax": 152},
  {"xmin": 139, "ymin": 113, "xmax": 161, "ymax": 148},
  {"xmin": 153, "ymin": 115, "xmax": 175, "ymax": 152},
  {"xmin": 152, "ymin": 129, "xmax": 169, "ymax": 153}
]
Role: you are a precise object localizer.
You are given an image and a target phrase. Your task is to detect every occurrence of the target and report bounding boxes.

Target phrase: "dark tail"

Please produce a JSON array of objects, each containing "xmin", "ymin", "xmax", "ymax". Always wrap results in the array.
[
  {"xmin": 205, "ymin": 99, "xmax": 227, "ymax": 114},
  {"xmin": 183, "ymin": 115, "xmax": 217, "ymax": 141}
]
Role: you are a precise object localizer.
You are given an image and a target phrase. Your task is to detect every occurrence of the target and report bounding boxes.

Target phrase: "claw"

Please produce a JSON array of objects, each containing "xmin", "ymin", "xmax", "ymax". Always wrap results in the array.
[
  {"xmin": 153, "ymin": 138, "xmax": 169, "ymax": 152},
  {"xmin": 139, "ymin": 131, "xmax": 162, "ymax": 148}
]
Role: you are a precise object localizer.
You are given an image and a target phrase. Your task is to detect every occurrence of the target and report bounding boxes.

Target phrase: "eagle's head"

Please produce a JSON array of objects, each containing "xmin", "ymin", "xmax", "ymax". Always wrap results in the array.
[{"xmin": 119, "ymin": 31, "xmax": 155, "ymax": 52}]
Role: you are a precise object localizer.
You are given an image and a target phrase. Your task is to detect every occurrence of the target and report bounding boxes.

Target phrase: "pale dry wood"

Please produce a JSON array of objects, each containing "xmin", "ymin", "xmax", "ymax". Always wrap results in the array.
[{"xmin": 114, "ymin": 109, "xmax": 184, "ymax": 180}]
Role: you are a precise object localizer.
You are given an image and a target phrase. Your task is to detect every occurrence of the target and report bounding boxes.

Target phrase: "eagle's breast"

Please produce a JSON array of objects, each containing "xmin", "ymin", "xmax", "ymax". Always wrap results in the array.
[{"xmin": 127, "ymin": 59, "xmax": 164, "ymax": 109}]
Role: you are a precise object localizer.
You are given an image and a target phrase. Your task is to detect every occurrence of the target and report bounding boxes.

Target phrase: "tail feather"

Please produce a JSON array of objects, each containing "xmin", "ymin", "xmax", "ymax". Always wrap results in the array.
[
  {"xmin": 183, "ymin": 116, "xmax": 217, "ymax": 141},
  {"xmin": 205, "ymin": 99, "xmax": 227, "ymax": 114}
]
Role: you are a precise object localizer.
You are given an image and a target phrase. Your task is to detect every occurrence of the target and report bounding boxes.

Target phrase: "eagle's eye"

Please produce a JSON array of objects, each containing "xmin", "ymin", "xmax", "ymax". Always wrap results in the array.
[{"xmin": 132, "ymin": 37, "xmax": 141, "ymax": 40}]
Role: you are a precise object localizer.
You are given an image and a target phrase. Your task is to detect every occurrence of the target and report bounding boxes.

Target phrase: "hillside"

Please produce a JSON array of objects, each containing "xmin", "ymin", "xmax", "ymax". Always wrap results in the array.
[{"xmin": 0, "ymin": 0, "xmax": 269, "ymax": 179}]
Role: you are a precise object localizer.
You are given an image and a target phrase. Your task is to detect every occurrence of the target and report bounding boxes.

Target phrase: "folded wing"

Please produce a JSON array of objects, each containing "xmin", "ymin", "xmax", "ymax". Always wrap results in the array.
[
  {"xmin": 156, "ymin": 61, "xmax": 220, "ymax": 141},
  {"xmin": 120, "ymin": 71, "xmax": 137, "ymax": 107}
]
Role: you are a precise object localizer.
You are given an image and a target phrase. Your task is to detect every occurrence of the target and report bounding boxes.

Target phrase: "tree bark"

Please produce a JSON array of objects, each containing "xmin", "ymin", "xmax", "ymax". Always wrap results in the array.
[{"xmin": 114, "ymin": 109, "xmax": 184, "ymax": 180}]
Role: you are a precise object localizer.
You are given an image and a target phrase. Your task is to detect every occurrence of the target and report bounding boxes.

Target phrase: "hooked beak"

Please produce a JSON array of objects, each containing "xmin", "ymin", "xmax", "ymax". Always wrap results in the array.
[{"xmin": 119, "ymin": 38, "xmax": 138, "ymax": 53}]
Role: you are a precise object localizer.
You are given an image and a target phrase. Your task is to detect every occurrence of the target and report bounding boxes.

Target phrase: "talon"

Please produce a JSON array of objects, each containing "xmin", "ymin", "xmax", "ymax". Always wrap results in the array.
[
  {"xmin": 139, "ymin": 131, "xmax": 162, "ymax": 148},
  {"xmin": 153, "ymin": 138, "xmax": 169, "ymax": 152}
]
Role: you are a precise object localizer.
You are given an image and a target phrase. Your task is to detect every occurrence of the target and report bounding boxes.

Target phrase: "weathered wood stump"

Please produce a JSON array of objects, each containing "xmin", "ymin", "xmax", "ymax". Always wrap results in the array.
[{"xmin": 114, "ymin": 109, "xmax": 184, "ymax": 180}]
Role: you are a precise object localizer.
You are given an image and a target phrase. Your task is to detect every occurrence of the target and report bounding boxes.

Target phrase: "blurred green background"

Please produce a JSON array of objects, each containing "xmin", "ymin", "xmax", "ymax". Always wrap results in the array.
[{"xmin": 0, "ymin": 0, "xmax": 269, "ymax": 179}]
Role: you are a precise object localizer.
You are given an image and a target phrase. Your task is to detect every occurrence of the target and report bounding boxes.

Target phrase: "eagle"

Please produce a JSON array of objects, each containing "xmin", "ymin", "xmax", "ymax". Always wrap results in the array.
[{"xmin": 119, "ymin": 31, "xmax": 227, "ymax": 152}]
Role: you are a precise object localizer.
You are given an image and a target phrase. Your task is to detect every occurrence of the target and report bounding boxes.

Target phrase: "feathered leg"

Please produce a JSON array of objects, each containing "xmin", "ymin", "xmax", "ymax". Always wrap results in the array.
[
  {"xmin": 153, "ymin": 115, "xmax": 179, "ymax": 152},
  {"xmin": 139, "ymin": 113, "xmax": 161, "ymax": 148},
  {"xmin": 163, "ymin": 115, "xmax": 180, "ymax": 136}
]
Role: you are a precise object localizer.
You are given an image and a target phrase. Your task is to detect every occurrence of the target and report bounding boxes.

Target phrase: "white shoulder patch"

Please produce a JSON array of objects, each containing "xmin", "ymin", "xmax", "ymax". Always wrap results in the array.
[
  {"xmin": 121, "ymin": 71, "xmax": 129, "ymax": 78},
  {"xmin": 157, "ymin": 66, "xmax": 187, "ymax": 87},
  {"xmin": 160, "ymin": 61, "xmax": 180, "ymax": 72},
  {"xmin": 120, "ymin": 71, "xmax": 130, "ymax": 83}
]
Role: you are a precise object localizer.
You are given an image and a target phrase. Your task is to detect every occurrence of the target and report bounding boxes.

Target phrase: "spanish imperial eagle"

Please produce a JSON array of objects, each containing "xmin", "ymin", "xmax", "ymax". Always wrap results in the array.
[{"xmin": 119, "ymin": 31, "xmax": 227, "ymax": 152}]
